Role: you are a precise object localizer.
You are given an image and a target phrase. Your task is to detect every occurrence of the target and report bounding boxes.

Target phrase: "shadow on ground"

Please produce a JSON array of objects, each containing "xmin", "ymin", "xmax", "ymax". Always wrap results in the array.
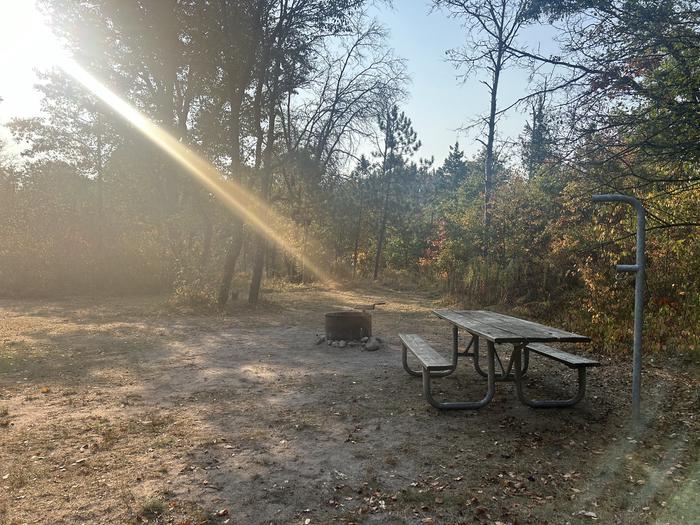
[{"xmin": 0, "ymin": 286, "xmax": 698, "ymax": 524}]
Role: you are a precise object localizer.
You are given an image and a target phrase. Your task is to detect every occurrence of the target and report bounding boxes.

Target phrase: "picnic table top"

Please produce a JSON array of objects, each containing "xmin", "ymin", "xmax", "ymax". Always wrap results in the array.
[{"xmin": 432, "ymin": 309, "xmax": 591, "ymax": 344}]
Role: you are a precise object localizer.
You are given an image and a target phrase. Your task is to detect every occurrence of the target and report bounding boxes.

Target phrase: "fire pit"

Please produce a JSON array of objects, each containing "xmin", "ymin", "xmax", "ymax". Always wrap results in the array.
[{"xmin": 325, "ymin": 311, "xmax": 371, "ymax": 342}]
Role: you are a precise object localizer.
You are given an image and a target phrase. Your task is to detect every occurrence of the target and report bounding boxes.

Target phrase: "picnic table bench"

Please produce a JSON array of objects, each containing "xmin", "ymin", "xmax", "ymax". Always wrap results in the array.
[{"xmin": 400, "ymin": 309, "xmax": 599, "ymax": 410}]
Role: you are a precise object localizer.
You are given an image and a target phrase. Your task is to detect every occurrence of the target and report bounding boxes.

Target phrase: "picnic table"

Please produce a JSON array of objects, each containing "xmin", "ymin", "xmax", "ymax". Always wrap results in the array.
[{"xmin": 399, "ymin": 309, "xmax": 599, "ymax": 410}]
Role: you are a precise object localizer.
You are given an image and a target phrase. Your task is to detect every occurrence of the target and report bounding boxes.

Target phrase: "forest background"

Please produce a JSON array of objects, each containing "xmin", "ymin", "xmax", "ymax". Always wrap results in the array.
[{"xmin": 1, "ymin": 0, "xmax": 698, "ymax": 356}]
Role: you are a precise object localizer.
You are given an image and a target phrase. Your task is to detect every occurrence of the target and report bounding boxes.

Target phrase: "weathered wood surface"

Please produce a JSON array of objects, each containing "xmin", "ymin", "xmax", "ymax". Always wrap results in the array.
[
  {"xmin": 432, "ymin": 310, "xmax": 523, "ymax": 343},
  {"xmin": 432, "ymin": 309, "xmax": 590, "ymax": 344},
  {"xmin": 526, "ymin": 342, "xmax": 600, "ymax": 368},
  {"xmin": 461, "ymin": 310, "xmax": 591, "ymax": 342},
  {"xmin": 399, "ymin": 333, "xmax": 452, "ymax": 371}
]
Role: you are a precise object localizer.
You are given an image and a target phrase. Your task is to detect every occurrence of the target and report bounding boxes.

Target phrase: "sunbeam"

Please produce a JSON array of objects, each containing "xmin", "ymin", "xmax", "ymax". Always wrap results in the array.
[{"xmin": 58, "ymin": 58, "xmax": 333, "ymax": 287}]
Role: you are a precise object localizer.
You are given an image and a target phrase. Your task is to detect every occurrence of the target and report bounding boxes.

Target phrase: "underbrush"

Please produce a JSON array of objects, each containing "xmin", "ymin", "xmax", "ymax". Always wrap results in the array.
[
  {"xmin": 448, "ymin": 289, "xmax": 700, "ymax": 356},
  {"xmin": 375, "ymin": 268, "xmax": 441, "ymax": 293}
]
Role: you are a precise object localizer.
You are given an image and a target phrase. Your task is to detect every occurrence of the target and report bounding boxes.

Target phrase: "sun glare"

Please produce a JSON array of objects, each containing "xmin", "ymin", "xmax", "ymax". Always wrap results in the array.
[
  {"xmin": 0, "ymin": 1, "xmax": 68, "ymax": 119},
  {"xmin": 0, "ymin": 0, "xmax": 332, "ymax": 285},
  {"xmin": 59, "ymin": 60, "xmax": 333, "ymax": 285}
]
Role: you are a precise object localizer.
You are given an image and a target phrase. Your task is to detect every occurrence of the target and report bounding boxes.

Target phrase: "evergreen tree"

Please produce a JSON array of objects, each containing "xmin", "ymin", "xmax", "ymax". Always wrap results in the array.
[
  {"xmin": 435, "ymin": 141, "xmax": 468, "ymax": 192},
  {"xmin": 372, "ymin": 104, "xmax": 421, "ymax": 280},
  {"xmin": 520, "ymin": 92, "xmax": 555, "ymax": 179}
]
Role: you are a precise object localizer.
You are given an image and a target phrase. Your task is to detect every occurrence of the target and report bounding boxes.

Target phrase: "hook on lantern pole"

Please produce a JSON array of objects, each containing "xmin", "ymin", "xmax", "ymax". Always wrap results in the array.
[{"xmin": 592, "ymin": 194, "xmax": 646, "ymax": 422}]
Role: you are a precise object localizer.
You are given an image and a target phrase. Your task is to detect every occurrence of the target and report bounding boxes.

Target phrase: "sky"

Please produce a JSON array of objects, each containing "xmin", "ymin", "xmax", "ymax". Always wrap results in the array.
[
  {"xmin": 370, "ymin": 1, "xmax": 561, "ymax": 163},
  {"xmin": 0, "ymin": 0, "xmax": 66, "ymax": 154},
  {"xmin": 0, "ymin": 1, "xmax": 64, "ymax": 119},
  {"xmin": 0, "ymin": 0, "xmax": 560, "ymax": 165}
]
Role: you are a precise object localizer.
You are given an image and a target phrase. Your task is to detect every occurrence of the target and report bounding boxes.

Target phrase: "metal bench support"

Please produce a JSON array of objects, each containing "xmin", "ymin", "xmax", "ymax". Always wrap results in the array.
[
  {"xmin": 421, "ymin": 341, "xmax": 496, "ymax": 410},
  {"xmin": 513, "ymin": 347, "xmax": 587, "ymax": 408},
  {"xmin": 472, "ymin": 336, "xmax": 528, "ymax": 381}
]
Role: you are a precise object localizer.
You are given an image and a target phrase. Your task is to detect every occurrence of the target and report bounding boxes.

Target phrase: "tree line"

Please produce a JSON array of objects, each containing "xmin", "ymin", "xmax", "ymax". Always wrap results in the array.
[{"xmin": 0, "ymin": 0, "xmax": 698, "ymax": 353}]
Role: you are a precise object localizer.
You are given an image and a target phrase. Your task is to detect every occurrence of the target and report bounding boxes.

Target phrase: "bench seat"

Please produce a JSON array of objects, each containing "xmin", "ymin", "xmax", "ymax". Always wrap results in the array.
[
  {"xmin": 516, "ymin": 343, "xmax": 599, "ymax": 408},
  {"xmin": 399, "ymin": 333, "xmax": 495, "ymax": 410},
  {"xmin": 399, "ymin": 333, "xmax": 452, "ymax": 371},
  {"xmin": 526, "ymin": 343, "xmax": 600, "ymax": 368}
]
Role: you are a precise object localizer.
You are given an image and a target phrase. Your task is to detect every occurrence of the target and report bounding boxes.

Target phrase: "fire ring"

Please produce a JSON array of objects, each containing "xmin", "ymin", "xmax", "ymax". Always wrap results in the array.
[{"xmin": 325, "ymin": 311, "xmax": 371, "ymax": 342}]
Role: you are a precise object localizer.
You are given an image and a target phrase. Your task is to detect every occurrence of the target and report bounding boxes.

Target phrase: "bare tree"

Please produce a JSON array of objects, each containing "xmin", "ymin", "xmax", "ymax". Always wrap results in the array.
[
  {"xmin": 245, "ymin": 0, "xmax": 370, "ymax": 304},
  {"xmin": 282, "ymin": 19, "xmax": 407, "ymax": 173},
  {"xmin": 215, "ymin": 0, "xmax": 269, "ymax": 306},
  {"xmin": 275, "ymin": 18, "xmax": 406, "ymax": 281},
  {"xmin": 435, "ymin": 0, "xmax": 530, "ymax": 256}
]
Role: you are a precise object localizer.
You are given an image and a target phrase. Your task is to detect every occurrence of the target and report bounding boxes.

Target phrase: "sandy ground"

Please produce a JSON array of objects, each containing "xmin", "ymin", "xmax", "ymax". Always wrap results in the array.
[{"xmin": 0, "ymin": 285, "xmax": 698, "ymax": 525}]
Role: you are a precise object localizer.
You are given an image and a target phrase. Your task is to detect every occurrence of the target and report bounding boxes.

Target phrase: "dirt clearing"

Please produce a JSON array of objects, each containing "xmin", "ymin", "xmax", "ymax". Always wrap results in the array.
[{"xmin": 1, "ymin": 286, "xmax": 698, "ymax": 524}]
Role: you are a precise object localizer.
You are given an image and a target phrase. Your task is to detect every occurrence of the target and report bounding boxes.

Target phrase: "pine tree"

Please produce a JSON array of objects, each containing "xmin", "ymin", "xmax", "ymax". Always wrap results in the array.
[{"xmin": 372, "ymin": 104, "xmax": 420, "ymax": 280}]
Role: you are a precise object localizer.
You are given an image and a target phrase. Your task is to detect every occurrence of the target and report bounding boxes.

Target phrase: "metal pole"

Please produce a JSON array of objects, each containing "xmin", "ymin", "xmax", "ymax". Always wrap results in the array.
[{"xmin": 592, "ymin": 195, "xmax": 645, "ymax": 421}]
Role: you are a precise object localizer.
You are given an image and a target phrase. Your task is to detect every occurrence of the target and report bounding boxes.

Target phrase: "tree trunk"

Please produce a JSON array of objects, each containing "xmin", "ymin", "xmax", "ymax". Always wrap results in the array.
[
  {"xmin": 248, "ymin": 64, "xmax": 279, "ymax": 304},
  {"xmin": 352, "ymin": 211, "xmax": 362, "ymax": 279},
  {"xmin": 217, "ymin": 82, "xmax": 245, "ymax": 306},
  {"xmin": 483, "ymin": 49, "xmax": 502, "ymax": 259},
  {"xmin": 373, "ymin": 185, "xmax": 391, "ymax": 280},
  {"xmin": 266, "ymin": 245, "xmax": 276, "ymax": 278},
  {"xmin": 197, "ymin": 197, "xmax": 213, "ymax": 266},
  {"xmin": 300, "ymin": 222, "xmax": 309, "ymax": 283},
  {"xmin": 248, "ymin": 240, "xmax": 266, "ymax": 304},
  {"xmin": 94, "ymin": 116, "xmax": 105, "ymax": 289},
  {"xmin": 217, "ymin": 231, "xmax": 244, "ymax": 305}
]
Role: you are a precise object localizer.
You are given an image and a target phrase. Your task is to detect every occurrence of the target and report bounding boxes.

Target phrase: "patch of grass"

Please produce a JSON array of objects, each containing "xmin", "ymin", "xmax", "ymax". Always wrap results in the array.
[
  {"xmin": 5, "ymin": 460, "xmax": 43, "ymax": 490},
  {"xmin": 119, "ymin": 393, "xmax": 144, "ymax": 406},
  {"xmin": 0, "ymin": 500, "xmax": 11, "ymax": 525},
  {"xmin": 397, "ymin": 487, "xmax": 470, "ymax": 509},
  {"xmin": 134, "ymin": 498, "xmax": 165, "ymax": 523},
  {"xmin": 152, "ymin": 433, "xmax": 176, "ymax": 449},
  {"xmin": 286, "ymin": 413, "xmax": 322, "ymax": 432},
  {"xmin": 0, "ymin": 405, "xmax": 9, "ymax": 427},
  {"xmin": 99, "ymin": 425, "xmax": 120, "ymax": 449},
  {"xmin": 384, "ymin": 454, "xmax": 399, "ymax": 467},
  {"xmin": 261, "ymin": 277, "xmax": 323, "ymax": 293},
  {"xmin": 124, "ymin": 411, "xmax": 174, "ymax": 436},
  {"xmin": 190, "ymin": 509, "xmax": 215, "ymax": 524},
  {"xmin": 0, "ymin": 339, "xmax": 40, "ymax": 360},
  {"xmin": 237, "ymin": 427, "xmax": 270, "ymax": 444}
]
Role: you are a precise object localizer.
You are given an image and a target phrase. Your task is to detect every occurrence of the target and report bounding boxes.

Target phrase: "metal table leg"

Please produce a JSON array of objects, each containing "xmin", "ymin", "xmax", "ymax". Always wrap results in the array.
[
  {"xmin": 473, "ymin": 337, "xmax": 528, "ymax": 381},
  {"xmin": 422, "ymin": 340, "xmax": 496, "ymax": 410},
  {"xmin": 458, "ymin": 330, "xmax": 475, "ymax": 358},
  {"xmin": 472, "ymin": 336, "xmax": 488, "ymax": 378},
  {"xmin": 513, "ymin": 347, "xmax": 587, "ymax": 408}
]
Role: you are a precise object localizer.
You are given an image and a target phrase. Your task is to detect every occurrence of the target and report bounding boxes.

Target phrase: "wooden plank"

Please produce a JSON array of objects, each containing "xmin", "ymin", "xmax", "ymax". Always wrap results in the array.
[
  {"xmin": 432, "ymin": 309, "xmax": 524, "ymax": 343},
  {"xmin": 527, "ymin": 342, "xmax": 600, "ymax": 367},
  {"xmin": 455, "ymin": 310, "xmax": 590, "ymax": 343},
  {"xmin": 457, "ymin": 310, "xmax": 572, "ymax": 340},
  {"xmin": 455, "ymin": 310, "xmax": 550, "ymax": 338},
  {"xmin": 473, "ymin": 310, "xmax": 590, "ymax": 342},
  {"xmin": 399, "ymin": 334, "xmax": 452, "ymax": 370}
]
